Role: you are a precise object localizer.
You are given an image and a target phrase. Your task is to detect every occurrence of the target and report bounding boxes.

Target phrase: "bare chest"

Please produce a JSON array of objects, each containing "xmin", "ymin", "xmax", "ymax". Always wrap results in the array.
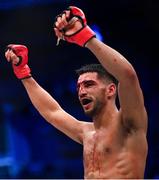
[
  {"xmin": 83, "ymin": 130, "xmax": 122, "ymax": 173},
  {"xmin": 83, "ymin": 131, "xmax": 114, "ymax": 156},
  {"xmin": 83, "ymin": 128, "xmax": 122, "ymax": 154}
]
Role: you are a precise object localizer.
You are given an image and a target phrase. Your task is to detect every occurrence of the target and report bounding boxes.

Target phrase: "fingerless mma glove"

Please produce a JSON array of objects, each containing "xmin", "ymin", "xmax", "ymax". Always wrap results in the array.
[{"xmin": 6, "ymin": 44, "xmax": 31, "ymax": 79}]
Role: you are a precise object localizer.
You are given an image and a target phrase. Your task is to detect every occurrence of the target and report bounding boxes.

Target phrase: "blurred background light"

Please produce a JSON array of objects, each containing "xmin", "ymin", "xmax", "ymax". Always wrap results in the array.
[{"xmin": 91, "ymin": 24, "xmax": 104, "ymax": 42}]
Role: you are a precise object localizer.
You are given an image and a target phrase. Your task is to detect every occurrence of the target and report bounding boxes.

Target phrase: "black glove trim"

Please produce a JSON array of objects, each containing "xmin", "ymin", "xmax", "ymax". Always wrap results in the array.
[
  {"xmin": 83, "ymin": 35, "xmax": 96, "ymax": 47},
  {"xmin": 15, "ymin": 56, "xmax": 22, "ymax": 66},
  {"xmin": 20, "ymin": 75, "xmax": 32, "ymax": 80}
]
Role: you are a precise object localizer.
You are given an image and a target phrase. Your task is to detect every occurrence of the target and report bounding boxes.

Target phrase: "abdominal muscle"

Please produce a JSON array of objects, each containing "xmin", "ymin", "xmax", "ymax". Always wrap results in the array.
[{"xmin": 84, "ymin": 148, "xmax": 141, "ymax": 179}]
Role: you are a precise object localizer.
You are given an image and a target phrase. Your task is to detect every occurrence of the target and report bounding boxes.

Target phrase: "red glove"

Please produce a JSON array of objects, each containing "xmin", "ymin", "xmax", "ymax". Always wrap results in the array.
[
  {"xmin": 54, "ymin": 6, "xmax": 96, "ymax": 47},
  {"xmin": 5, "ymin": 44, "xmax": 31, "ymax": 79}
]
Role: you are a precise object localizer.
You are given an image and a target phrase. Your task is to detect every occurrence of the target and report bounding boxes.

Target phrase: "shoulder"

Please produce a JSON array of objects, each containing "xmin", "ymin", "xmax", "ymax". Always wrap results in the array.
[{"xmin": 81, "ymin": 121, "xmax": 94, "ymax": 134}]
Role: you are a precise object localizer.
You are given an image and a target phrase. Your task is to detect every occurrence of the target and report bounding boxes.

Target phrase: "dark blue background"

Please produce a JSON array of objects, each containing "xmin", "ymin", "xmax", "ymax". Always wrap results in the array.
[{"xmin": 0, "ymin": 0, "xmax": 159, "ymax": 178}]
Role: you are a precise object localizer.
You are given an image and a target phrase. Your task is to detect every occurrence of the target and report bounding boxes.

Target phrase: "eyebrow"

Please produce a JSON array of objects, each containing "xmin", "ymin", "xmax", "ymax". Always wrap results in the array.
[{"xmin": 77, "ymin": 80, "xmax": 96, "ymax": 88}]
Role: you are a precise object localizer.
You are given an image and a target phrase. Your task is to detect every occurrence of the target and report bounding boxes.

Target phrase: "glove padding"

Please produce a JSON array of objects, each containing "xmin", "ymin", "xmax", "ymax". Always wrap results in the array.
[
  {"xmin": 5, "ymin": 44, "xmax": 31, "ymax": 79},
  {"xmin": 54, "ymin": 6, "xmax": 96, "ymax": 47}
]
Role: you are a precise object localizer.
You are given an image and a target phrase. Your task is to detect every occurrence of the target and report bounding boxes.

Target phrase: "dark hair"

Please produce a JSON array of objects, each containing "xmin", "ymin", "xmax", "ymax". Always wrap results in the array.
[{"xmin": 76, "ymin": 63, "xmax": 118, "ymax": 86}]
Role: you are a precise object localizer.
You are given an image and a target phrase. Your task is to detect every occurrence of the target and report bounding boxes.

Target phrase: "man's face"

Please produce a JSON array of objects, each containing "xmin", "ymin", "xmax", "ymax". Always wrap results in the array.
[{"xmin": 77, "ymin": 72, "xmax": 107, "ymax": 117}]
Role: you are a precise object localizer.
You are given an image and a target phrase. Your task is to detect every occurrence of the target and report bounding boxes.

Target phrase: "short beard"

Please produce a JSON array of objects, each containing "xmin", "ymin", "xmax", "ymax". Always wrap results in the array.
[{"xmin": 84, "ymin": 100, "xmax": 105, "ymax": 118}]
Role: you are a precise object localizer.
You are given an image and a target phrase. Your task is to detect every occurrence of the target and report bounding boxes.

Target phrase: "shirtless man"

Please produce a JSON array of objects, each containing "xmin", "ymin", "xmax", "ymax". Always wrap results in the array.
[{"xmin": 5, "ymin": 6, "xmax": 147, "ymax": 179}]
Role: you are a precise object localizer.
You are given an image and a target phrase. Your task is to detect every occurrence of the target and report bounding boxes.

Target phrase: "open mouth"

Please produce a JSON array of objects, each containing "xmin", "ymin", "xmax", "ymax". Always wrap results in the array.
[{"xmin": 81, "ymin": 98, "xmax": 92, "ymax": 106}]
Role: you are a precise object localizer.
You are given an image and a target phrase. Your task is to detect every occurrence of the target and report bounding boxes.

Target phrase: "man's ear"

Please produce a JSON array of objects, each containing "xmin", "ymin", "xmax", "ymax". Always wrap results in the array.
[{"xmin": 106, "ymin": 83, "xmax": 116, "ymax": 98}]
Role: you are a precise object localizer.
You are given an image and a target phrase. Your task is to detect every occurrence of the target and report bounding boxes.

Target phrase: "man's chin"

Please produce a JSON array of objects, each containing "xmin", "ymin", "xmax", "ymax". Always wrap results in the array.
[
  {"xmin": 82, "ymin": 102, "xmax": 97, "ymax": 117},
  {"xmin": 84, "ymin": 108, "xmax": 94, "ymax": 117},
  {"xmin": 83, "ymin": 103, "xmax": 101, "ymax": 117}
]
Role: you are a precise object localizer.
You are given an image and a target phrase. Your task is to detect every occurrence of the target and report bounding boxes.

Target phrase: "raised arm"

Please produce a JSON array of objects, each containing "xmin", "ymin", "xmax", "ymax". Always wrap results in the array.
[
  {"xmin": 86, "ymin": 38, "xmax": 147, "ymax": 131},
  {"xmin": 22, "ymin": 77, "xmax": 85, "ymax": 144},
  {"xmin": 54, "ymin": 6, "xmax": 147, "ymax": 132},
  {"xmin": 5, "ymin": 44, "xmax": 85, "ymax": 144}
]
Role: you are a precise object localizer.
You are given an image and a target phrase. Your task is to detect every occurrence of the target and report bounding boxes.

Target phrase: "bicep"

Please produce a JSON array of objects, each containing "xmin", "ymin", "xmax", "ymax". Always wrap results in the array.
[
  {"xmin": 43, "ymin": 108, "xmax": 85, "ymax": 144},
  {"xmin": 118, "ymin": 72, "xmax": 147, "ymax": 130}
]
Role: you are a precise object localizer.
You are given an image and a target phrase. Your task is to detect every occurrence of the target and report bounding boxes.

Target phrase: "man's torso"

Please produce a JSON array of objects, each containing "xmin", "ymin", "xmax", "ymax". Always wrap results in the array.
[{"xmin": 82, "ymin": 114, "xmax": 148, "ymax": 179}]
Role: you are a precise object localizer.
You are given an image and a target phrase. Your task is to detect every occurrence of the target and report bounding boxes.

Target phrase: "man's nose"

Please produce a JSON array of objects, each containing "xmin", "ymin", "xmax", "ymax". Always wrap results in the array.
[{"xmin": 79, "ymin": 86, "xmax": 87, "ymax": 97}]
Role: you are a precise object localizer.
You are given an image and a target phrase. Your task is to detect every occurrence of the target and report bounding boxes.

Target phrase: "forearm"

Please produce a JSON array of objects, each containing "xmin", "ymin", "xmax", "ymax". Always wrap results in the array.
[
  {"xmin": 86, "ymin": 38, "xmax": 136, "ymax": 81},
  {"xmin": 22, "ymin": 77, "xmax": 61, "ymax": 117}
]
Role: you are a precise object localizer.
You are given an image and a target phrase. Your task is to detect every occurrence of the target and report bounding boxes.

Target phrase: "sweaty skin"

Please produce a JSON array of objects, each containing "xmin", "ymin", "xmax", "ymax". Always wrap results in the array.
[{"xmin": 83, "ymin": 123, "xmax": 147, "ymax": 179}]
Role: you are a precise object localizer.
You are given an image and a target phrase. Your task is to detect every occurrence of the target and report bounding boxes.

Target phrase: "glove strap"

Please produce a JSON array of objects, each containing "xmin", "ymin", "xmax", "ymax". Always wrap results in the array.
[
  {"xmin": 64, "ymin": 26, "xmax": 96, "ymax": 47},
  {"xmin": 13, "ymin": 64, "xmax": 31, "ymax": 80}
]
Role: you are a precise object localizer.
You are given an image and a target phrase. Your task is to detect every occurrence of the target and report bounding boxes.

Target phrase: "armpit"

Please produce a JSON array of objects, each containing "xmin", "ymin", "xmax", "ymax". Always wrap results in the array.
[{"xmin": 122, "ymin": 118, "xmax": 137, "ymax": 135}]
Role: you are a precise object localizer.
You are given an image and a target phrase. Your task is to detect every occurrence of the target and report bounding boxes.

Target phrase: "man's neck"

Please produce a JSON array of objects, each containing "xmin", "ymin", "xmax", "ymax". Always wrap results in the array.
[{"xmin": 92, "ymin": 102, "xmax": 118, "ymax": 130}]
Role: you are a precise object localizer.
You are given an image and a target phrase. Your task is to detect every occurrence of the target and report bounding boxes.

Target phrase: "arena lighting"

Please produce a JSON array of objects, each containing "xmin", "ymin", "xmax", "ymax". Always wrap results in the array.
[{"xmin": 90, "ymin": 24, "xmax": 103, "ymax": 42}]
